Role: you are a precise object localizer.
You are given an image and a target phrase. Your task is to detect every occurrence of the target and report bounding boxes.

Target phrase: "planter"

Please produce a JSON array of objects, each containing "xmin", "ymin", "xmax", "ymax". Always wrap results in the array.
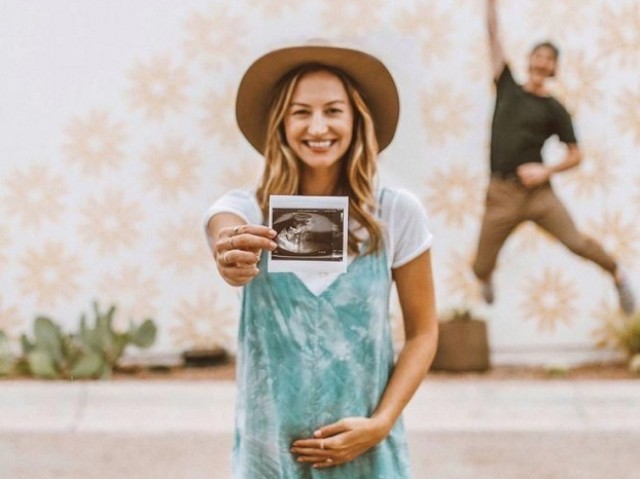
[
  {"xmin": 431, "ymin": 317, "xmax": 490, "ymax": 372},
  {"xmin": 181, "ymin": 347, "xmax": 229, "ymax": 368}
]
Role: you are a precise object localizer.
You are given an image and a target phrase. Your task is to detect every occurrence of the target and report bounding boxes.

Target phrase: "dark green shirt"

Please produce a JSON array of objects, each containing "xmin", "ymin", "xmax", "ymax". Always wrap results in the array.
[{"xmin": 490, "ymin": 65, "xmax": 577, "ymax": 173}]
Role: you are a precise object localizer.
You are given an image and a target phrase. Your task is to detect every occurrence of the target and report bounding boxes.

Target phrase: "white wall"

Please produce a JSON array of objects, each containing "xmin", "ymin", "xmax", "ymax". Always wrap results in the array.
[{"xmin": 1, "ymin": 0, "xmax": 638, "ymax": 364}]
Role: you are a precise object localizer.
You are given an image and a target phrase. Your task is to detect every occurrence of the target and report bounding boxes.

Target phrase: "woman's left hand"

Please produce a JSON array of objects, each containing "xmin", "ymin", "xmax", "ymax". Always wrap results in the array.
[{"xmin": 291, "ymin": 416, "xmax": 391, "ymax": 469}]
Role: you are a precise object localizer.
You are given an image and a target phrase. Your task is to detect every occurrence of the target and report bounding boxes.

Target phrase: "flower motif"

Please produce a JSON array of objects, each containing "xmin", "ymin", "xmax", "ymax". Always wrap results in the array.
[
  {"xmin": 524, "ymin": 0, "xmax": 589, "ymax": 42},
  {"xmin": 200, "ymin": 86, "xmax": 244, "ymax": 147},
  {"xmin": 443, "ymin": 249, "xmax": 482, "ymax": 304},
  {"xmin": 1, "ymin": 163, "xmax": 67, "ymax": 230},
  {"xmin": 519, "ymin": 267, "xmax": 580, "ymax": 333},
  {"xmin": 182, "ymin": 6, "xmax": 247, "ymax": 71},
  {"xmin": 170, "ymin": 289, "xmax": 235, "ymax": 350},
  {"xmin": 599, "ymin": 2, "xmax": 640, "ymax": 69},
  {"xmin": 18, "ymin": 241, "xmax": 83, "ymax": 308},
  {"xmin": 78, "ymin": 189, "xmax": 144, "ymax": 255},
  {"xmin": 214, "ymin": 156, "xmax": 262, "ymax": 192},
  {"xmin": 552, "ymin": 51, "xmax": 604, "ymax": 115},
  {"xmin": 586, "ymin": 210, "xmax": 640, "ymax": 265},
  {"xmin": 318, "ymin": 0, "xmax": 385, "ymax": 36},
  {"xmin": 614, "ymin": 84, "xmax": 640, "ymax": 145},
  {"xmin": 142, "ymin": 136, "xmax": 203, "ymax": 201},
  {"xmin": 590, "ymin": 297, "xmax": 627, "ymax": 349},
  {"xmin": 98, "ymin": 265, "xmax": 160, "ymax": 331},
  {"xmin": 0, "ymin": 295, "xmax": 23, "ymax": 338},
  {"xmin": 421, "ymin": 85, "xmax": 472, "ymax": 147},
  {"xmin": 126, "ymin": 55, "xmax": 189, "ymax": 121},
  {"xmin": 395, "ymin": 2, "xmax": 455, "ymax": 66},
  {"xmin": 155, "ymin": 215, "xmax": 211, "ymax": 277},
  {"xmin": 424, "ymin": 164, "xmax": 483, "ymax": 228},
  {"xmin": 0, "ymin": 226, "xmax": 9, "ymax": 267},
  {"xmin": 558, "ymin": 140, "xmax": 620, "ymax": 199},
  {"xmin": 62, "ymin": 110, "xmax": 126, "ymax": 176}
]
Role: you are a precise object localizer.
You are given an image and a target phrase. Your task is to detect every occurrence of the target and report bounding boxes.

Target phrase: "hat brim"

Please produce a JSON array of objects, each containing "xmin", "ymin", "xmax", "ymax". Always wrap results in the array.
[{"xmin": 236, "ymin": 44, "xmax": 399, "ymax": 154}]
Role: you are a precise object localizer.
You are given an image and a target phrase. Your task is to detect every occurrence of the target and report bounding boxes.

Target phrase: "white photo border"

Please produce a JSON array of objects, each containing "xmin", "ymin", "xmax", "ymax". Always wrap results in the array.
[{"xmin": 268, "ymin": 195, "xmax": 349, "ymax": 273}]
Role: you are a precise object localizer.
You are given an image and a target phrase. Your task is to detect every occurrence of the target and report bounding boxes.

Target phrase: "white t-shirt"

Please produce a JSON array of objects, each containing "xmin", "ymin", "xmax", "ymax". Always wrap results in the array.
[{"xmin": 205, "ymin": 188, "xmax": 433, "ymax": 295}]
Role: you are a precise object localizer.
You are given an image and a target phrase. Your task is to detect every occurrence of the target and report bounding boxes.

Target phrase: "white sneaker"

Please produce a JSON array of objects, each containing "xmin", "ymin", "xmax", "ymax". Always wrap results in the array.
[
  {"xmin": 480, "ymin": 280, "xmax": 495, "ymax": 305},
  {"xmin": 615, "ymin": 272, "xmax": 636, "ymax": 315}
]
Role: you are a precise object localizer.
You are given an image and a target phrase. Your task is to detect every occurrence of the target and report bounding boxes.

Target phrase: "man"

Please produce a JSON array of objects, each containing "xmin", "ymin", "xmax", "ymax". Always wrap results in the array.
[{"xmin": 472, "ymin": 0, "xmax": 636, "ymax": 315}]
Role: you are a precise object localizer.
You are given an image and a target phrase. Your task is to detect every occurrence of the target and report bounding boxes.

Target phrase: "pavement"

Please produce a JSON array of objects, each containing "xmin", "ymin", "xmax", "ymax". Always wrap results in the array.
[{"xmin": 1, "ymin": 379, "xmax": 639, "ymax": 478}]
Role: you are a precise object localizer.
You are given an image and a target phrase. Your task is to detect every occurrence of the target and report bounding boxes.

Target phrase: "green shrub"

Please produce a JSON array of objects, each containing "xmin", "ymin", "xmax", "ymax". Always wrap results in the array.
[{"xmin": 21, "ymin": 302, "xmax": 157, "ymax": 380}]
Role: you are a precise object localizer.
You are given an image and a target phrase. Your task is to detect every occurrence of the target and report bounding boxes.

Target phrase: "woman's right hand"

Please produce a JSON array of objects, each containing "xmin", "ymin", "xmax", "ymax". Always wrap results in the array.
[{"xmin": 215, "ymin": 223, "xmax": 277, "ymax": 286}]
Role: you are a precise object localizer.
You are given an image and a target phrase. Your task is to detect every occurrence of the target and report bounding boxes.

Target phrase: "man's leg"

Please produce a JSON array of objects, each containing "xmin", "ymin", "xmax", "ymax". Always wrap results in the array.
[
  {"xmin": 527, "ymin": 184, "xmax": 635, "ymax": 314},
  {"xmin": 472, "ymin": 179, "xmax": 523, "ymax": 303}
]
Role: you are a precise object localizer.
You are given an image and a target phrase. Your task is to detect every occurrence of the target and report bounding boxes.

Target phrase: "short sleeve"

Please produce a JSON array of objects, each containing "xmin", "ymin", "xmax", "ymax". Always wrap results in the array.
[
  {"xmin": 551, "ymin": 100, "xmax": 577, "ymax": 145},
  {"xmin": 382, "ymin": 189, "xmax": 434, "ymax": 269}
]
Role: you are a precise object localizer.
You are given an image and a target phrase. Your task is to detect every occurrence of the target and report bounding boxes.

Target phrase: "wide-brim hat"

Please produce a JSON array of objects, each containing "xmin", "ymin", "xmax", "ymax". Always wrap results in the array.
[{"xmin": 235, "ymin": 43, "xmax": 399, "ymax": 154}]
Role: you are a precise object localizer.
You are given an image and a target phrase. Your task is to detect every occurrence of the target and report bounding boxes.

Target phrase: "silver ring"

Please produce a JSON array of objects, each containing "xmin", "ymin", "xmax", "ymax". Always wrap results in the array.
[
  {"xmin": 320, "ymin": 440, "xmax": 325, "ymax": 450},
  {"xmin": 234, "ymin": 225, "xmax": 240, "ymax": 235},
  {"xmin": 222, "ymin": 251, "xmax": 231, "ymax": 265}
]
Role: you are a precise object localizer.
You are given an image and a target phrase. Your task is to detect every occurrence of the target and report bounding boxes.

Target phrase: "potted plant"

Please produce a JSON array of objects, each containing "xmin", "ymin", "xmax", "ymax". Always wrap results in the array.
[{"xmin": 431, "ymin": 307, "xmax": 491, "ymax": 372}]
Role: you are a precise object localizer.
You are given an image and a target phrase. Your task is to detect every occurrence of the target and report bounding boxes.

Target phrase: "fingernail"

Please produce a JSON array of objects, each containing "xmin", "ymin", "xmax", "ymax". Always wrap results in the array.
[
  {"xmin": 269, "ymin": 229, "xmax": 277, "ymax": 237},
  {"xmin": 313, "ymin": 430, "xmax": 321, "ymax": 437},
  {"xmin": 270, "ymin": 242, "xmax": 277, "ymax": 250}
]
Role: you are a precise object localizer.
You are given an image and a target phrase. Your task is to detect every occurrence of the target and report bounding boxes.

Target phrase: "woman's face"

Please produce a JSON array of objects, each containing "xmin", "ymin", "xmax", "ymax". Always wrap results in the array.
[{"xmin": 284, "ymin": 70, "xmax": 354, "ymax": 174}]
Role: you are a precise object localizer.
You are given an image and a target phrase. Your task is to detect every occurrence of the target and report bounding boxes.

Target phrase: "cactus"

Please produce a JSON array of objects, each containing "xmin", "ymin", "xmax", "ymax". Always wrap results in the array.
[
  {"xmin": 0, "ymin": 330, "xmax": 13, "ymax": 377},
  {"xmin": 78, "ymin": 302, "xmax": 157, "ymax": 378},
  {"xmin": 20, "ymin": 302, "xmax": 157, "ymax": 380},
  {"xmin": 22, "ymin": 316, "xmax": 102, "ymax": 380}
]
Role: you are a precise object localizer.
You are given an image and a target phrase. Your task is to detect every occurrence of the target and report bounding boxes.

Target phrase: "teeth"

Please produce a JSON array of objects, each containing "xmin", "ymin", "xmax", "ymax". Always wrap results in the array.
[{"xmin": 306, "ymin": 140, "xmax": 332, "ymax": 148}]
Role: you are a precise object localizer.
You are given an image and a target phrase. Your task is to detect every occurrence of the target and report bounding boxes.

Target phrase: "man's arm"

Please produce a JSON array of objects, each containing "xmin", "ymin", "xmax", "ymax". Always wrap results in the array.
[
  {"xmin": 487, "ymin": 0, "xmax": 506, "ymax": 79},
  {"xmin": 517, "ymin": 144, "xmax": 582, "ymax": 188}
]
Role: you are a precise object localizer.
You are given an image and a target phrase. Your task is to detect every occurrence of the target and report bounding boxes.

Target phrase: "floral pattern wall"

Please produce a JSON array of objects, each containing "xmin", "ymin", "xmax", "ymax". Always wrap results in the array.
[{"xmin": 1, "ymin": 0, "xmax": 638, "ymax": 363}]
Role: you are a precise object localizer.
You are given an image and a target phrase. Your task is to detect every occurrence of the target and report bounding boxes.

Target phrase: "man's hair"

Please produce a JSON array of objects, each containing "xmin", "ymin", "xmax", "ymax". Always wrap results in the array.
[{"xmin": 531, "ymin": 41, "xmax": 560, "ymax": 61}]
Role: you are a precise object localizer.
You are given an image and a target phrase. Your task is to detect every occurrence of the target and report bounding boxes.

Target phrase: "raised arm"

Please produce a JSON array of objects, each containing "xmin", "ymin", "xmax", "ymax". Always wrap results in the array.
[{"xmin": 487, "ymin": 0, "xmax": 506, "ymax": 79}]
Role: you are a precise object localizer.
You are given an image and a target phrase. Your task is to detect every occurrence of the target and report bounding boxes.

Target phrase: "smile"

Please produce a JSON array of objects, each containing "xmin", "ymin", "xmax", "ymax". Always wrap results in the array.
[{"xmin": 304, "ymin": 140, "xmax": 335, "ymax": 149}]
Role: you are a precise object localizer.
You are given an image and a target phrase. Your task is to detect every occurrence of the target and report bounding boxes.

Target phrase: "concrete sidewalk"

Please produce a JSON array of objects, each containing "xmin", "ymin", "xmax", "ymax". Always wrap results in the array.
[{"xmin": 1, "ymin": 380, "xmax": 639, "ymax": 478}]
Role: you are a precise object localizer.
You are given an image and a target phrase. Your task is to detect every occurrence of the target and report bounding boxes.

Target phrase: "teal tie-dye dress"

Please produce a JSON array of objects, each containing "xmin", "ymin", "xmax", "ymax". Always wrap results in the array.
[{"xmin": 233, "ymin": 238, "xmax": 413, "ymax": 478}]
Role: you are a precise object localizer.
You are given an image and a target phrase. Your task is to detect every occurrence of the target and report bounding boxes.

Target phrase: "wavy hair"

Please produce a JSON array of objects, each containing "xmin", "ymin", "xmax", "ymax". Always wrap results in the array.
[{"xmin": 255, "ymin": 64, "xmax": 383, "ymax": 256}]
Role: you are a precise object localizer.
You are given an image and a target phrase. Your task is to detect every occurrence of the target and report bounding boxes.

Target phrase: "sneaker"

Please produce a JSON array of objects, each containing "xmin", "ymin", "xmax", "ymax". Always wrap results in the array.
[
  {"xmin": 615, "ymin": 273, "xmax": 636, "ymax": 315},
  {"xmin": 480, "ymin": 280, "xmax": 495, "ymax": 305}
]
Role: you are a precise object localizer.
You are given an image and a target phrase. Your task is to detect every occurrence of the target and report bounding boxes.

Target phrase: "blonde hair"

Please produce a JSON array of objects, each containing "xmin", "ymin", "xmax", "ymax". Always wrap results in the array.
[{"xmin": 256, "ymin": 64, "xmax": 383, "ymax": 256}]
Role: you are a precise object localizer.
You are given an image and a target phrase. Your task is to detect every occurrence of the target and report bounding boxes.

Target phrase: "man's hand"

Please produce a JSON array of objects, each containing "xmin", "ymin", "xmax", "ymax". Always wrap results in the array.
[{"xmin": 517, "ymin": 162, "xmax": 551, "ymax": 188}]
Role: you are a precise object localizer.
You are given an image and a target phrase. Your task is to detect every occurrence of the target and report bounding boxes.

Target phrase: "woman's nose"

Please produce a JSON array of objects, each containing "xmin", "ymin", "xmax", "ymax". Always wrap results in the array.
[{"xmin": 308, "ymin": 112, "xmax": 328, "ymax": 135}]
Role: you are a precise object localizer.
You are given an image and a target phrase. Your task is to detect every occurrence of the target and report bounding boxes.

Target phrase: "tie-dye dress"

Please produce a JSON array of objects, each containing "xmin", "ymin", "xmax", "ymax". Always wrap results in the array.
[{"xmin": 232, "ymin": 245, "xmax": 413, "ymax": 478}]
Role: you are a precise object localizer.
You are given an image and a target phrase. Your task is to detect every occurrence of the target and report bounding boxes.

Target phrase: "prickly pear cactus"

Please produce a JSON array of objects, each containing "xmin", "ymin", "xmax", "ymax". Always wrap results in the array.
[{"xmin": 0, "ymin": 330, "xmax": 13, "ymax": 377}]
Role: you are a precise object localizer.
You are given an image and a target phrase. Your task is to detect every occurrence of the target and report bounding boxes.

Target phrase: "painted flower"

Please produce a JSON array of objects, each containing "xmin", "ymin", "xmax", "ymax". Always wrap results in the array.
[
  {"xmin": 126, "ymin": 55, "xmax": 189, "ymax": 120},
  {"xmin": 62, "ymin": 110, "xmax": 126, "ymax": 176}
]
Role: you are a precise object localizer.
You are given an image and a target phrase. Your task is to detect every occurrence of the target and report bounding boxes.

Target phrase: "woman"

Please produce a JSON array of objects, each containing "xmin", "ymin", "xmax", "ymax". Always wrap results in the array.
[{"xmin": 205, "ymin": 43, "xmax": 438, "ymax": 478}]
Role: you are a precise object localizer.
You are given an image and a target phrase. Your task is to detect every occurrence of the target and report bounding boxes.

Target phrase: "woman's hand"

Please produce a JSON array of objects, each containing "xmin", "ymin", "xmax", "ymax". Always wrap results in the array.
[
  {"xmin": 215, "ymin": 224, "xmax": 277, "ymax": 286},
  {"xmin": 290, "ymin": 416, "xmax": 391, "ymax": 469}
]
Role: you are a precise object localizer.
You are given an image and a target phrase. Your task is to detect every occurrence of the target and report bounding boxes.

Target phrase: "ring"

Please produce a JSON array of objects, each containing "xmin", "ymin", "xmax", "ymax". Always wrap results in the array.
[
  {"xmin": 230, "ymin": 236, "xmax": 235, "ymax": 249},
  {"xmin": 234, "ymin": 225, "xmax": 240, "ymax": 235},
  {"xmin": 222, "ymin": 251, "xmax": 231, "ymax": 265},
  {"xmin": 325, "ymin": 458, "xmax": 333, "ymax": 464},
  {"xmin": 320, "ymin": 440, "xmax": 325, "ymax": 450}
]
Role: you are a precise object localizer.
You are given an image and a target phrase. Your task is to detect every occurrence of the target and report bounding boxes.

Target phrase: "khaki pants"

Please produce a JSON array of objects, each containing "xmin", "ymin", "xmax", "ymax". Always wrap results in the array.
[{"xmin": 472, "ymin": 178, "xmax": 617, "ymax": 281}]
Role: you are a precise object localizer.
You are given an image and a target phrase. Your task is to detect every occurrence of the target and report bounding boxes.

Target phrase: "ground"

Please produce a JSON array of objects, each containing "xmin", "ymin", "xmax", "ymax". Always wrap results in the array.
[{"xmin": 106, "ymin": 360, "xmax": 639, "ymax": 381}]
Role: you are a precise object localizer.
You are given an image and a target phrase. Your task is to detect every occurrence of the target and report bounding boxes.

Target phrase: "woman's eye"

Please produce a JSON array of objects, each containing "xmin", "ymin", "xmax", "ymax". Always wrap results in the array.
[
  {"xmin": 327, "ymin": 108, "xmax": 342, "ymax": 115},
  {"xmin": 291, "ymin": 110, "xmax": 309, "ymax": 117}
]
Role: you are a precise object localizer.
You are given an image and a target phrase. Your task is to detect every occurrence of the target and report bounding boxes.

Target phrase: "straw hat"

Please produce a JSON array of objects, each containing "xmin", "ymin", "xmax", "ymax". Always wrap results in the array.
[{"xmin": 235, "ymin": 42, "xmax": 399, "ymax": 154}]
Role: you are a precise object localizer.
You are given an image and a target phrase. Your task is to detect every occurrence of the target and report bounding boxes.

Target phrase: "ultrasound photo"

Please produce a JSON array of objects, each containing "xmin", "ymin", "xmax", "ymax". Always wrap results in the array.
[{"xmin": 268, "ymin": 196, "xmax": 348, "ymax": 273}]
